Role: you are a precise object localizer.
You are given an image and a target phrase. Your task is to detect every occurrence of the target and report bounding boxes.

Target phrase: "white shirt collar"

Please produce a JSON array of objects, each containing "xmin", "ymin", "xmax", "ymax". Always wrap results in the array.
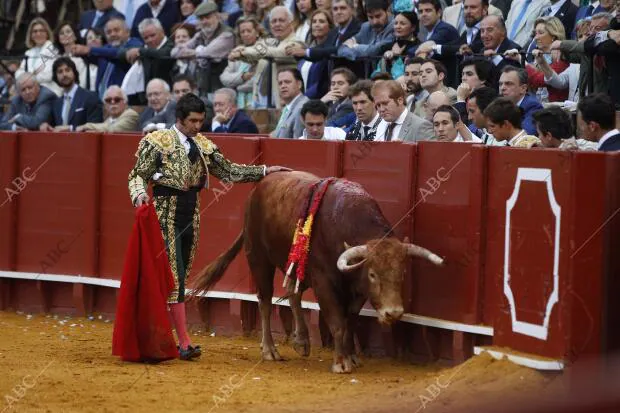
[
  {"xmin": 592, "ymin": 1, "xmax": 600, "ymax": 9},
  {"xmin": 157, "ymin": 36, "xmax": 168, "ymax": 50},
  {"xmin": 150, "ymin": 0, "xmax": 166, "ymax": 17},
  {"xmin": 550, "ymin": 0, "xmax": 568, "ymax": 15},
  {"xmin": 172, "ymin": 124, "xmax": 189, "ymax": 144},
  {"xmin": 362, "ymin": 113, "xmax": 380, "ymax": 128},
  {"xmin": 517, "ymin": 95, "xmax": 525, "ymax": 106},
  {"xmin": 598, "ymin": 129, "xmax": 620, "ymax": 149},
  {"xmin": 301, "ymin": 126, "xmax": 346, "ymax": 140},
  {"xmin": 155, "ymin": 101, "xmax": 169, "ymax": 116},
  {"xmin": 393, "ymin": 108, "xmax": 408, "ymax": 125},
  {"xmin": 64, "ymin": 83, "xmax": 78, "ymax": 99}
]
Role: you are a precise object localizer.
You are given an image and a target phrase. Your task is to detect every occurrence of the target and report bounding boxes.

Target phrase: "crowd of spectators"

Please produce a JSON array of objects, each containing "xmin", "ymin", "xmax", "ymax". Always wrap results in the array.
[{"xmin": 1, "ymin": 0, "xmax": 619, "ymax": 151}]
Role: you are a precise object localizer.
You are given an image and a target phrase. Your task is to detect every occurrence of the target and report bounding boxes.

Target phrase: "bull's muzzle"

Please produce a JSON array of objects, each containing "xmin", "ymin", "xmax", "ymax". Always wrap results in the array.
[{"xmin": 378, "ymin": 306, "xmax": 404, "ymax": 324}]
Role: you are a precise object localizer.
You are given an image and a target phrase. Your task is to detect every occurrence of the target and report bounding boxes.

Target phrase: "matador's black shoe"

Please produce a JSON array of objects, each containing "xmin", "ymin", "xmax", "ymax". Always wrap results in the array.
[{"xmin": 179, "ymin": 345, "xmax": 202, "ymax": 361}]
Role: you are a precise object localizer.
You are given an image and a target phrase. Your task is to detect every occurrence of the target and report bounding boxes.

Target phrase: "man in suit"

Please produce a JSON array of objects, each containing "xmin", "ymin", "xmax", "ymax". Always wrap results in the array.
[
  {"xmin": 506, "ymin": 0, "xmax": 551, "ymax": 48},
  {"xmin": 71, "ymin": 17, "xmax": 143, "ymax": 100},
  {"xmin": 345, "ymin": 80, "xmax": 384, "ymax": 141},
  {"xmin": 39, "ymin": 57, "xmax": 103, "ymax": 132},
  {"xmin": 121, "ymin": 18, "xmax": 175, "ymax": 105},
  {"xmin": 372, "ymin": 80, "xmax": 434, "ymax": 142},
  {"xmin": 539, "ymin": 0, "xmax": 578, "ymax": 41},
  {"xmin": 78, "ymin": 0, "xmax": 125, "ymax": 37},
  {"xmin": 77, "ymin": 86, "xmax": 139, "ymax": 132},
  {"xmin": 573, "ymin": 0, "xmax": 614, "ymax": 37},
  {"xmin": 499, "ymin": 66, "xmax": 543, "ymax": 135},
  {"xmin": 480, "ymin": 15, "xmax": 523, "ymax": 75},
  {"xmin": 443, "ymin": 0, "xmax": 503, "ymax": 35},
  {"xmin": 338, "ymin": 0, "xmax": 394, "ymax": 62},
  {"xmin": 584, "ymin": 17, "xmax": 620, "ymax": 105},
  {"xmin": 172, "ymin": 74, "xmax": 215, "ymax": 132},
  {"xmin": 299, "ymin": 0, "xmax": 361, "ymax": 63},
  {"xmin": 139, "ymin": 78, "xmax": 176, "ymax": 132},
  {"xmin": 322, "ymin": 67, "xmax": 357, "ymax": 129},
  {"xmin": 211, "ymin": 88, "xmax": 259, "ymax": 134},
  {"xmin": 577, "ymin": 93, "xmax": 620, "ymax": 152},
  {"xmin": 417, "ymin": 0, "xmax": 460, "ymax": 45},
  {"xmin": 466, "ymin": 85, "xmax": 503, "ymax": 145},
  {"xmin": 131, "ymin": 0, "xmax": 181, "ymax": 39},
  {"xmin": 0, "ymin": 74, "xmax": 55, "ymax": 131},
  {"xmin": 271, "ymin": 68, "xmax": 309, "ymax": 139}
]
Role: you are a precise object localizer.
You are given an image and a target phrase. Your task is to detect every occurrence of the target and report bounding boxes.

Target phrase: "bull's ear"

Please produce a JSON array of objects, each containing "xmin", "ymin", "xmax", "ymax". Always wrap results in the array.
[
  {"xmin": 344, "ymin": 241, "xmax": 351, "ymax": 250},
  {"xmin": 403, "ymin": 236, "xmax": 410, "ymax": 244}
]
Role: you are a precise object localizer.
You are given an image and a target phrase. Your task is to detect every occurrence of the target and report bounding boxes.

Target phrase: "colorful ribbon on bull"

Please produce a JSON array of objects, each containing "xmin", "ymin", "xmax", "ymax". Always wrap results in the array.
[{"xmin": 283, "ymin": 177, "xmax": 338, "ymax": 294}]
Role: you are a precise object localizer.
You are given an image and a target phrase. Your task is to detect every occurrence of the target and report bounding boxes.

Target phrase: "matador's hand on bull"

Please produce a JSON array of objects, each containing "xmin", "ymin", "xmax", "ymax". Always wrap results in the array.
[{"xmin": 265, "ymin": 166, "xmax": 292, "ymax": 175}]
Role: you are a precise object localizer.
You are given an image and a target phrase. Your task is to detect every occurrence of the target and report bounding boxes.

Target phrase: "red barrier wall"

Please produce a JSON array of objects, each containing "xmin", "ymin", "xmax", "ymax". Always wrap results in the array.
[
  {"xmin": 192, "ymin": 136, "xmax": 263, "ymax": 293},
  {"xmin": 0, "ymin": 133, "xmax": 17, "ymax": 271},
  {"xmin": 412, "ymin": 142, "xmax": 486, "ymax": 324},
  {"xmin": 15, "ymin": 132, "xmax": 100, "ymax": 276},
  {"xmin": 98, "ymin": 134, "xmax": 143, "ymax": 279},
  {"xmin": 1, "ymin": 132, "xmax": 619, "ymax": 366}
]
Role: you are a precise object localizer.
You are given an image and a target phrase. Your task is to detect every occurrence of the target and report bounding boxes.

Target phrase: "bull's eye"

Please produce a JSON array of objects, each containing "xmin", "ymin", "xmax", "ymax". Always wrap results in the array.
[{"xmin": 368, "ymin": 270, "xmax": 377, "ymax": 283}]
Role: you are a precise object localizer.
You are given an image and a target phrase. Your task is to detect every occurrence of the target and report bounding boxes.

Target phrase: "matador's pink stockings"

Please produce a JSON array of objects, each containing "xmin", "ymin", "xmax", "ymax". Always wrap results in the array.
[{"xmin": 169, "ymin": 303, "xmax": 192, "ymax": 350}]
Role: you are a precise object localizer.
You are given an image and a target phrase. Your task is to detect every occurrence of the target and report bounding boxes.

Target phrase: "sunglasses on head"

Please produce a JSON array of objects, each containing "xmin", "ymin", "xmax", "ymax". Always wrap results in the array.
[{"xmin": 104, "ymin": 97, "xmax": 123, "ymax": 104}]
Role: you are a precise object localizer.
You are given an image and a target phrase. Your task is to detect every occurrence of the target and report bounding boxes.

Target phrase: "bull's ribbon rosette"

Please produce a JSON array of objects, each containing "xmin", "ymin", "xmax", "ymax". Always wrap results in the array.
[{"xmin": 284, "ymin": 178, "xmax": 337, "ymax": 293}]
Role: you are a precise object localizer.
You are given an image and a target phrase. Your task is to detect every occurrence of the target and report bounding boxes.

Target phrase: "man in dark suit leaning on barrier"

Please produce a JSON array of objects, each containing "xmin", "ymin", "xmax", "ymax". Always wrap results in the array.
[
  {"xmin": 211, "ymin": 88, "xmax": 259, "ymax": 134},
  {"xmin": 39, "ymin": 57, "xmax": 103, "ymax": 132}
]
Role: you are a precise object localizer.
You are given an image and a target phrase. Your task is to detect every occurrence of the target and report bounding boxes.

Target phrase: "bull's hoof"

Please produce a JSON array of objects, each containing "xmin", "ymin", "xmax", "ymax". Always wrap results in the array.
[
  {"xmin": 262, "ymin": 347, "xmax": 283, "ymax": 361},
  {"xmin": 331, "ymin": 357, "xmax": 353, "ymax": 374},
  {"xmin": 351, "ymin": 355, "xmax": 363, "ymax": 368},
  {"xmin": 293, "ymin": 337, "xmax": 310, "ymax": 357}
]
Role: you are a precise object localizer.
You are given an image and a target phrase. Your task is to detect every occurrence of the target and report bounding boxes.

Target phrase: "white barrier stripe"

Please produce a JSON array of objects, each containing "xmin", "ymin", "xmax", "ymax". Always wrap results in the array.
[
  {"xmin": 474, "ymin": 346, "xmax": 564, "ymax": 370},
  {"xmin": 0, "ymin": 271, "xmax": 493, "ymax": 336}
]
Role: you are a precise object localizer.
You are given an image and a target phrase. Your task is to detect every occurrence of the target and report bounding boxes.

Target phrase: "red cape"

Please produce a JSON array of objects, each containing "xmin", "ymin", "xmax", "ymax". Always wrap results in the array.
[{"xmin": 112, "ymin": 204, "xmax": 179, "ymax": 362}]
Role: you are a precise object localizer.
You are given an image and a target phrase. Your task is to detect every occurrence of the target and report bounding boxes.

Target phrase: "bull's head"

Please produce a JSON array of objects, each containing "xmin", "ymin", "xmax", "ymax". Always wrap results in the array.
[{"xmin": 336, "ymin": 237, "xmax": 444, "ymax": 325}]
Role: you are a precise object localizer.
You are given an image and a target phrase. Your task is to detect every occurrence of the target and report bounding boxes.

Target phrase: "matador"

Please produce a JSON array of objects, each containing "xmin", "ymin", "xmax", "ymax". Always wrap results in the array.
[{"xmin": 128, "ymin": 93, "xmax": 288, "ymax": 360}]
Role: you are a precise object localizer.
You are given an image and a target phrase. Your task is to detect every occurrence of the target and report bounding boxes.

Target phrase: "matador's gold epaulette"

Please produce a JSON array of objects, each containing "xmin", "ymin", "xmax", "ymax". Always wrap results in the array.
[
  {"xmin": 513, "ymin": 135, "xmax": 542, "ymax": 148},
  {"xmin": 143, "ymin": 129, "xmax": 177, "ymax": 154},
  {"xmin": 193, "ymin": 133, "xmax": 218, "ymax": 155}
]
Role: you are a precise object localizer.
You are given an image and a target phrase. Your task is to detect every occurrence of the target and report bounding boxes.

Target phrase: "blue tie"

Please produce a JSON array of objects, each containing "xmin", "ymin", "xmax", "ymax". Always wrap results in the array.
[
  {"xmin": 457, "ymin": 6, "xmax": 465, "ymax": 33},
  {"xmin": 509, "ymin": 0, "xmax": 532, "ymax": 41}
]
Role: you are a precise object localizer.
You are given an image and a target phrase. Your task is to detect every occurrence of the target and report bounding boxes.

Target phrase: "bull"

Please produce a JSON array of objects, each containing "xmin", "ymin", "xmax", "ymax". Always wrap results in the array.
[{"xmin": 190, "ymin": 171, "xmax": 443, "ymax": 373}]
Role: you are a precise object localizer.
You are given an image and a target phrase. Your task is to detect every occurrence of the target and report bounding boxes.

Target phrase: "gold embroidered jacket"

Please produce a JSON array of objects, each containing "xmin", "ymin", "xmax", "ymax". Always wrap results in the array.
[{"xmin": 128, "ymin": 129, "xmax": 265, "ymax": 204}]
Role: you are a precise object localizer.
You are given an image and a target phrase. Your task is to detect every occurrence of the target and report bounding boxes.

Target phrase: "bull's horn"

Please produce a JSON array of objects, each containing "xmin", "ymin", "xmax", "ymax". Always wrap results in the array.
[
  {"xmin": 337, "ymin": 245, "xmax": 368, "ymax": 272},
  {"xmin": 404, "ymin": 243, "xmax": 444, "ymax": 266}
]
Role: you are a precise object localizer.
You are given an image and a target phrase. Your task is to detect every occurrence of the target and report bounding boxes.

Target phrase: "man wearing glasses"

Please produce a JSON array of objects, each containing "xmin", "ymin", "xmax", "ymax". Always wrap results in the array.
[{"xmin": 76, "ymin": 85, "xmax": 139, "ymax": 132}]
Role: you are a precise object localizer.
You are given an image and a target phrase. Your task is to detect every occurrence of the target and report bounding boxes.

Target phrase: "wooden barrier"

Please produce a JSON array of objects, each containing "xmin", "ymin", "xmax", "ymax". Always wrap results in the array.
[{"xmin": 0, "ymin": 132, "xmax": 618, "ymax": 369}]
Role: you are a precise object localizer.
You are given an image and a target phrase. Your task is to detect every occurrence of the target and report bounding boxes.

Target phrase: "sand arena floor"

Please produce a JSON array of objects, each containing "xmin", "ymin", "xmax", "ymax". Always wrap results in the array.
[{"xmin": 0, "ymin": 311, "xmax": 558, "ymax": 413}]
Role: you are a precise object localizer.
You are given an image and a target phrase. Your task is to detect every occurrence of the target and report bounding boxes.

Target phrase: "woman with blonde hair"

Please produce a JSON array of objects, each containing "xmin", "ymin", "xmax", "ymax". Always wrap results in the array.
[
  {"xmin": 220, "ymin": 17, "xmax": 267, "ymax": 108},
  {"xmin": 525, "ymin": 17, "xmax": 569, "ymax": 103},
  {"xmin": 15, "ymin": 17, "xmax": 61, "ymax": 96}
]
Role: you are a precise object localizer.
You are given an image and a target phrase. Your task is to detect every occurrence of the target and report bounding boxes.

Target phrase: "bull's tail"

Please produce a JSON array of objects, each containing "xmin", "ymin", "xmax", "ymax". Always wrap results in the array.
[{"xmin": 188, "ymin": 231, "xmax": 244, "ymax": 299}]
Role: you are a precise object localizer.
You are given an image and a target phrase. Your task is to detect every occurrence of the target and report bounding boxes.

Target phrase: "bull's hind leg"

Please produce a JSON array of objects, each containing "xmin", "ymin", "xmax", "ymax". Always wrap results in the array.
[
  {"xmin": 289, "ymin": 292, "xmax": 310, "ymax": 357},
  {"xmin": 248, "ymin": 253, "xmax": 281, "ymax": 361}
]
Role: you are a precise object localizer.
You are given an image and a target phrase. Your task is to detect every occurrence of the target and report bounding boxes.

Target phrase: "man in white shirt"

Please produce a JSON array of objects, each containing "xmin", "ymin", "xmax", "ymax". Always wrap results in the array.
[
  {"xmin": 372, "ymin": 80, "xmax": 434, "ymax": 142},
  {"xmin": 432, "ymin": 105, "xmax": 482, "ymax": 142},
  {"xmin": 577, "ymin": 93, "xmax": 620, "ymax": 152},
  {"xmin": 298, "ymin": 100, "xmax": 346, "ymax": 140}
]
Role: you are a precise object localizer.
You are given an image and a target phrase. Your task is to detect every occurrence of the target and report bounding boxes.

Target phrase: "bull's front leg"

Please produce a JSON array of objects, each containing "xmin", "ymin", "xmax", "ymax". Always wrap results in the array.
[
  {"xmin": 345, "ymin": 297, "xmax": 367, "ymax": 368},
  {"xmin": 316, "ymin": 289, "xmax": 352, "ymax": 373}
]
